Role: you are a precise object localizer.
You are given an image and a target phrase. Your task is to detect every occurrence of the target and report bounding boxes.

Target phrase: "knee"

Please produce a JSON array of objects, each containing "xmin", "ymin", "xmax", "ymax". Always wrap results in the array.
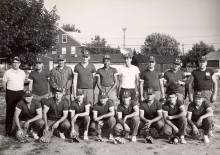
[
  {"xmin": 203, "ymin": 117, "xmax": 213, "ymax": 125},
  {"xmin": 84, "ymin": 116, "xmax": 91, "ymax": 123},
  {"xmin": 156, "ymin": 120, "xmax": 165, "ymax": 129},
  {"xmin": 108, "ymin": 116, "xmax": 116, "ymax": 125},
  {"xmin": 132, "ymin": 116, "xmax": 140, "ymax": 124},
  {"xmin": 163, "ymin": 124, "xmax": 172, "ymax": 136},
  {"xmin": 179, "ymin": 116, "xmax": 187, "ymax": 124},
  {"xmin": 61, "ymin": 120, "xmax": 71, "ymax": 129},
  {"xmin": 37, "ymin": 119, "xmax": 45, "ymax": 128}
]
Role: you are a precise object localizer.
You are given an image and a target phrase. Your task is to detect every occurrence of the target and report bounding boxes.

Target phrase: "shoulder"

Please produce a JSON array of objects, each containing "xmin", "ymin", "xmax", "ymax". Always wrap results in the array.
[
  {"xmin": 162, "ymin": 102, "xmax": 169, "ymax": 110},
  {"xmin": 131, "ymin": 100, "xmax": 138, "ymax": 107},
  {"xmin": 16, "ymin": 100, "xmax": 25, "ymax": 108},
  {"xmin": 187, "ymin": 102, "xmax": 195, "ymax": 111}
]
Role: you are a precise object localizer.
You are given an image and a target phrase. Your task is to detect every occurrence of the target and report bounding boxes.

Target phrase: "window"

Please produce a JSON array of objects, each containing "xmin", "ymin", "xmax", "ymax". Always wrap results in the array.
[
  {"xmin": 52, "ymin": 50, "xmax": 57, "ymax": 55},
  {"xmin": 62, "ymin": 34, "xmax": 67, "ymax": 43},
  {"xmin": 62, "ymin": 47, "xmax": 66, "ymax": 54},
  {"xmin": 55, "ymin": 35, "xmax": 59, "ymax": 43},
  {"xmin": 71, "ymin": 46, "xmax": 76, "ymax": 54}
]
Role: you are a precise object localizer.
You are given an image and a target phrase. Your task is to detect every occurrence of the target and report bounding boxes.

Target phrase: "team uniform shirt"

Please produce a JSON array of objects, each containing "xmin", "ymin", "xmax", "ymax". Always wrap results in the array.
[
  {"xmin": 41, "ymin": 97, "xmax": 69, "ymax": 121},
  {"xmin": 162, "ymin": 100, "xmax": 184, "ymax": 116},
  {"xmin": 16, "ymin": 99, "xmax": 41, "ymax": 121},
  {"xmin": 188, "ymin": 101, "xmax": 211, "ymax": 122},
  {"xmin": 70, "ymin": 99, "xmax": 90, "ymax": 114},
  {"xmin": 118, "ymin": 65, "xmax": 140, "ymax": 89},
  {"xmin": 164, "ymin": 69, "xmax": 185, "ymax": 95},
  {"xmin": 50, "ymin": 65, "xmax": 73, "ymax": 93},
  {"xmin": 140, "ymin": 69, "xmax": 162, "ymax": 91},
  {"xmin": 93, "ymin": 99, "xmax": 114, "ymax": 117},
  {"xmin": 191, "ymin": 69, "xmax": 214, "ymax": 91},
  {"xmin": 3, "ymin": 68, "xmax": 26, "ymax": 91},
  {"xmin": 96, "ymin": 67, "xmax": 117, "ymax": 87},
  {"xmin": 117, "ymin": 100, "xmax": 138, "ymax": 119},
  {"xmin": 74, "ymin": 63, "xmax": 96, "ymax": 89},
  {"xmin": 29, "ymin": 70, "xmax": 49, "ymax": 96},
  {"xmin": 140, "ymin": 100, "xmax": 162, "ymax": 119}
]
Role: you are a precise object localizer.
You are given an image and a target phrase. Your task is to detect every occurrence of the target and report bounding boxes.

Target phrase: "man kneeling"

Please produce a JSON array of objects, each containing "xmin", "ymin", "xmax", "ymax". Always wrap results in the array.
[
  {"xmin": 187, "ymin": 92, "xmax": 214, "ymax": 143},
  {"xmin": 139, "ymin": 89, "xmax": 164, "ymax": 142},
  {"xmin": 114, "ymin": 91, "xmax": 140, "ymax": 142},
  {"xmin": 14, "ymin": 90, "xmax": 44, "ymax": 141},
  {"xmin": 41, "ymin": 88, "xmax": 70, "ymax": 141},
  {"xmin": 90, "ymin": 93, "xmax": 116, "ymax": 141},
  {"xmin": 69, "ymin": 90, "xmax": 91, "ymax": 140}
]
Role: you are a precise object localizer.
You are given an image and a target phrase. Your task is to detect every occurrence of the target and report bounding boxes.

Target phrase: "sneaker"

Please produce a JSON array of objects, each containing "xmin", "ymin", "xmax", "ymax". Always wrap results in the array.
[
  {"xmin": 208, "ymin": 131, "xmax": 214, "ymax": 137},
  {"xmin": 109, "ymin": 134, "xmax": 114, "ymax": 140},
  {"xmin": 131, "ymin": 136, "xmax": 137, "ymax": 142},
  {"xmin": 83, "ymin": 135, "xmax": 89, "ymax": 140},
  {"xmin": 59, "ymin": 132, "xmax": 65, "ymax": 140},
  {"xmin": 204, "ymin": 135, "xmax": 210, "ymax": 143},
  {"xmin": 32, "ymin": 132, "xmax": 39, "ymax": 140},
  {"xmin": 180, "ymin": 137, "xmax": 187, "ymax": 144}
]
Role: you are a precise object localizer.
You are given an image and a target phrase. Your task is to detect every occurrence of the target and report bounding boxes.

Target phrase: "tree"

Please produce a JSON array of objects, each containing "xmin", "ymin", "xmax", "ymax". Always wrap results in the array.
[
  {"xmin": 0, "ymin": 0, "xmax": 59, "ymax": 65},
  {"xmin": 61, "ymin": 24, "xmax": 80, "ymax": 32},
  {"xmin": 184, "ymin": 41, "xmax": 215, "ymax": 66},
  {"xmin": 141, "ymin": 33, "xmax": 180, "ymax": 56},
  {"xmin": 85, "ymin": 35, "xmax": 120, "ymax": 54}
]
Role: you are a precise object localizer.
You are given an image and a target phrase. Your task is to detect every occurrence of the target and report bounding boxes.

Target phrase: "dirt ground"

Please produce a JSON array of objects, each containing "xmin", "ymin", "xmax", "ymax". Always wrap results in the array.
[{"xmin": 0, "ymin": 93, "xmax": 220, "ymax": 155}]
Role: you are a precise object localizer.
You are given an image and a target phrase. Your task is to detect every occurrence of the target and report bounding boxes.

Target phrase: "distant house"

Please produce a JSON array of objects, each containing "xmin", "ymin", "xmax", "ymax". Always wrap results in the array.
[{"xmin": 206, "ymin": 51, "xmax": 220, "ymax": 68}]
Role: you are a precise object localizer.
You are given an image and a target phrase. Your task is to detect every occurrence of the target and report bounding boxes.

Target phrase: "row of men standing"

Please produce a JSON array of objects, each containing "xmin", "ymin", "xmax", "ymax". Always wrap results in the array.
[{"xmin": 2, "ymin": 51, "xmax": 218, "ymax": 137}]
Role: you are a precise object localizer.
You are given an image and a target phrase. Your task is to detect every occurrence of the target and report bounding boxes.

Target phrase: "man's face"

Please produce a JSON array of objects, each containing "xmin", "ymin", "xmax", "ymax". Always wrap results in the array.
[
  {"xmin": 12, "ymin": 61, "xmax": 20, "ymax": 70},
  {"xmin": 35, "ymin": 62, "xmax": 43, "ymax": 70},
  {"xmin": 123, "ymin": 97, "xmax": 131, "ymax": 106},
  {"xmin": 55, "ymin": 91, "xmax": 63, "ymax": 100},
  {"xmin": 167, "ymin": 94, "xmax": 177, "ymax": 105},
  {"xmin": 82, "ymin": 56, "xmax": 90, "ymax": 63},
  {"xmin": 146, "ymin": 94, "xmax": 155, "ymax": 101},
  {"xmin": 194, "ymin": 97, "xmax": 203, "ymax": 106},
  {"xmin": 103, "ymin": 59, "xmax": 111, "ymax": 68},
  {"xmin": 100, "ymin": 98, "xmax": 108, "ymax": 105},
  {"xmin": 124, "ymin": 57, "xmax": 132, "ymax": 65},
  {"xmin": 199, "ymin": 61, "xmax": 207, "ymax": 69},
  {"xmin": 24, "ymin": 96, "xmax": 33, "ymax": 103},
  {"xmin": 173, "ymin": 63, "xmax": 181, "ymax": 70},
  {"xmin": 58, "ymin": 60, "xmax": 65, "ymax": 67},
  {"xmin": 147, "ymin": 61, "xmax": 155, "ymax": 69},
  {"xmin": 76, "ymin": 94, "xmax": 84, "ymax": 103}
]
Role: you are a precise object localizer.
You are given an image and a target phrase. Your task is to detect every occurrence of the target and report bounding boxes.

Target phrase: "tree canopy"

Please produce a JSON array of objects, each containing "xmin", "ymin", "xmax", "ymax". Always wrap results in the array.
[
  {"xmin": 141, "ymin": 33, "xmax": 180, "ymax": 56},
  {"xmin": 0, "ymin": 0, "xmax": 59, "ymax": 65},
  {"xmin": 61, "ymin": 24, "xmax": 80, "ymax": 32}
]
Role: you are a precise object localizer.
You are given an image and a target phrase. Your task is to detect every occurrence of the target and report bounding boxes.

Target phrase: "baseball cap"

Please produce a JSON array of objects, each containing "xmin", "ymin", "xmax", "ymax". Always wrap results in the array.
[
  {"xmin": 24, "ymin": 90, "xmax": 33, "ymax": 97},
  {"xmin": 199, "ymin": 56, "xmax": 207, "ymax": 62},
  {"xmin": 174, "ymin": 58, "xmax": 182, "ymax": 65},
  {"xmin": 54, "ymin": 87, "xmax": 63, "ymax": 92},
  {"xmin": 36, "ymin": 57, "xmax": 42, "ymax": 63},
  {"xmin": 103, "ymin": 54, "xmax": 111, "ymax": 60},
  {"xmin": 194, "ymin": 91, "xmax": 203, "ymax": 98},
  {"xmin": 57, "ymin": 54, "xmax": 65, "ymax": 61},
  {"xmin": 122, "ymin": 91, "xmax": 131, "ymax": 98},
  {"xmin": 123, "ymin": 52, "xmax": 133, "ymax": 58},
  {"xmin": 99, "ymin": 93, "xmax": 108, "ymax": 99},
  {"xmin": 148, "ymin": 56, "xmax": 156, "ymax": 62},
  {"xmin": 82, "ymin": 50, "xmax": 90, "ymax": 58},
  {"xmin": 12, "ymin": 56, "xmax": 20, "ymax": 63}
]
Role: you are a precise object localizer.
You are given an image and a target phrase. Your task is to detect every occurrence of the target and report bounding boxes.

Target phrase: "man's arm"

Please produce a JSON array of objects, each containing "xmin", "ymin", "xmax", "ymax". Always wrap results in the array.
[
  {"xmin": 135, "ymin": 73, "xmax": 140, "ymax": 94},
  {"xmin": 49, "ymin": 70, "xmax": 60, "ymax": 90},
  {"xmin": 43, "ymin": 105, "xmax": 49, "ymax": 130},
  {"xmin": 150, "ymin": 110, "xmax": 163, "ymax": 124},
  {"xmin": 159, "ymin": 78, "xmax": 165, "ymax": 98},
  {"xmin": 168, "ymin": 105, "xmax": 186, "ymax": 120},
  {"xmin": 98, "ymin": 106, "xmax": 115, "ymax": 119},
  {"xmin": 187, "ymin": 111, "xmax": 196, "ymax": 128},
  {"xmin": 139, "ymin": 80, "xmax": 144, "ymax": 101},
  {"xmin": 73, "ymin": 72, "xmax": 78, "ymax": 97},
  {"xmin": 107, "ymin": 73, "xmax": 118, "ymax": 95},
  {"xmin": 26, "ymin": 108, "xmax": 42, "ymax": 124},
  {"xmin": 55, "ymin": 110, "xmax": 68, "ymax": 125},
  {"xmin": 211, "ymin": 74, "xmax": 218, "ymax": 102},
  {"xmin": 14, "ymin": 108, "xmax": 22, "ymax": 130},
  {"xmin": 75, "ymin": 105, "xmax": 90, "ymax": 118},
  {"xmin": 139, "ymin": 109, "xmax": 148, "ymax": 123},
  {"xmin": 96, "ymin": 74, "xmax": 103, "ymax": 92},
  {"xmin": 27, "ymin": 79, "xmax": 33, "ymax": 91},
  {"xmin": 199, "ymin": 107, "xmax": 213, "ymax": 120},
  {"xmin": 188, "ymin": 75, "xmax": 194, "ymax": 102},
  {"xmin": 125, "ymin": 105, "xmax": 139, "ymax": 120},
  {"xmin": 117, "ymin": 111, "xmax": 124, "ymax": 125}
]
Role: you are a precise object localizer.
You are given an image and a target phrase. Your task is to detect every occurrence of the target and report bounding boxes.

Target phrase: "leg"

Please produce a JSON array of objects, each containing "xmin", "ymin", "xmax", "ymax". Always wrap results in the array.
[
  {"xmin": 127, "ymin": 116, "xmax": 140, "ymax": 136},
  {"xmin": 177, "ymin": 117, "xmax": 187, "ymax": 137},
  {"xmin": 31, "ymin": 119, "xmax": 45, "ymax": 134},
  {"xmin": 59, "ymin": 119, "xmax": 71, "ymax": 135},
  {"xmin": 90, "ymin": 121, "xmax": 101, "ymax": 136},
  {"xmin": 106, "ymin": 116, "xmax": 116, "ymax": 136},
  {"xmin": 163, "ymin": 123, "xmax": 173, "ymax": 136},
  {"xmin": 202, "ymin": 117, "xmax": 213, "ymax": 135}
]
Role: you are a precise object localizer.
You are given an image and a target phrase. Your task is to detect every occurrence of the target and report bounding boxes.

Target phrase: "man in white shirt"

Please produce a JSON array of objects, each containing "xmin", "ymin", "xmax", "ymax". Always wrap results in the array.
[
  {"xmin": 2, "ymin": 56, "xmax": 26, "ymax": 136},
  {"xmin": 118, "ymin": 52, "xmax": 140, "ymax": 102}
]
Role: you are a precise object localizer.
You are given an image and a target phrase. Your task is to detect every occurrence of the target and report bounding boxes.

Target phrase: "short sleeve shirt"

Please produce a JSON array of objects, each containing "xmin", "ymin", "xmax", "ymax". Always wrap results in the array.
[
  {"xmin": 188, "ymin": 101, "xmax": 211, "ymax": 122},
  {"xmin": 96, "ymin": 67, "xmax": 117, "ymax": 87},
  {"xmin": 41, "ymin": 97, "xmax": 69, "ymax": 121},
  {"xmin": 3, "ymin": 68, "xmax": 26, "ymax": 91},
  {"xmin": 74, "ymin": 63, "xmax": 96, "ymax": 89},
  {"xmin": 140, "ymin": 100, "xmax": 162, "ymax": 119},
  {"xmin": 29, "ymin": 70, "xmax": 49, "ymax": 96},
  {"xmin": 162, "ymin": 100, "xmax": 184, "ymax": 116},
  {"xmin": 117, "ymin": 100, "xmax": 138, "ymax": 118},
  {"xmin": 70, "ymin": 99, "xmax": 90, "ymax": 114},
  {"xmin": 93, "ymin": 99, "xmax": 114, "ymax": 117},
  {"xmin": 118, "ymin": 65, "xmax": 140, "ymax": 89},
  {"xmin": 16, "ymin": 99, "xmax": 41, "ymax": 121},
  {"xmin": 140, "ymin": 69, "xmax": 162, "ymax": 91},
  {"xmin": 191, "ymin": 69, "xmax": 214, "ymax": 91},
  {"xmin": 164, "ymin": 69, "xmax": 185, "ymax": 95}
]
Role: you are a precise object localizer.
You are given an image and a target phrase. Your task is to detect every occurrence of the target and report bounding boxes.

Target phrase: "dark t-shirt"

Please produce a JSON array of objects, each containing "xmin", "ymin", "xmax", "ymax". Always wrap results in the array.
[
  {"xmin": 29, "ymin": 70, "xmax": 49, "ymax": 96},
  {"xmin": 70, "ymin": 99, "xmax": 90, "ymax": 114},
  {"xmin": 140, "ymin": 69, "xmax": 162, "ymax": 91},
  {"xmin": 164, "ymin": 69, "xmax": 185, "ymax": 95},
  {"xmin": 41, "ymin": 97, "xmax": 69, "ymax": 121},
  {"xmin": 117, "ymin": 100, "xmax": 138, "ymax": 118},
  {"xmin": 188, "ymin": 101, "xmax": 211, "ymax": 122},
  {"xmin": 93, "ymin": 99, "xmax": 114, "ymax": 117},
  {"xmin": 191, "ymin": 68, "xmax": 214, "ymax": 91},
  {"xmin": 74, "ymin": 63, "xmax": 96, "ymax": 89},
  {"xmin": 162, "ymin": 100, "xmax": 184, "ymax": 116},
  {"xmin": 140, "ymin": 100, "xmax": 162, "ymax": 119},
  {"xmin": 16, "ymin": 99, "xmax": 41, "ymax": 121},
  {"xmin": 96, "ymin": 67, "xmax": 117, "ymax": 87}
]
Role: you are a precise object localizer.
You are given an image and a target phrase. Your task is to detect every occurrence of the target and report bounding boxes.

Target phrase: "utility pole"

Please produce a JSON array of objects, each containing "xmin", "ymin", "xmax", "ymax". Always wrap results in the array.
[
  {"xmin": 122, "ymin": 27, "xmax": 127, "ymax": 48},
  {"xmin": 182, "ymin": 43, "xmax": 185, "ymax": 55}
]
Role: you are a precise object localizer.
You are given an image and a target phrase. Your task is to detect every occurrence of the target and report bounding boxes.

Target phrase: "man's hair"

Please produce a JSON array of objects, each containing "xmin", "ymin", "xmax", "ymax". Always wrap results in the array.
[{"xmin": 167, "ymin": 92, "xmax": 177, "ymax": 97}]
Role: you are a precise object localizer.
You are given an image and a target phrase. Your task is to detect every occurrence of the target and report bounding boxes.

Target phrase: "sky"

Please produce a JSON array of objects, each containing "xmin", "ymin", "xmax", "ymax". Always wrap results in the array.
[{"xmin": 44, "ymin": 0, "xmax": 220, "ymax": 52}]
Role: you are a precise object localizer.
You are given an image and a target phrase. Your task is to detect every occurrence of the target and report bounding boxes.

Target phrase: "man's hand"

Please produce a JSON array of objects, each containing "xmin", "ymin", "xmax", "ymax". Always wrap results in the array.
[
  {"xmin": 95, "ymin": 116, "xmax": 102, "ymax": 122},
  {"xmin": 24, "ymin": 121, "xmax": 30, "ymax": 129},
  {"xmin": 173, "ymin": 126, "xmax": 179, "ymax": 134},
  {"xmin": 140, "ymin": 96, "xmax": 144, "ymax": 102},
  {"xmin": 73, "ymin": 115, "xmax": 78, "ymax": 123},
  {"xmin": 196, "ymin": 118, "xmax": 203, "ymax": 127},
  {"xmin": 17, "ymin": 129, "xmax": 24, "ymax": 137},
  {"xmin": 192, "ymin": 126, "xmax": 199, "ymax": 136},
  {"xmin": 123, "ymin": 116, "xmax": 127, "ymax": 124},
  {"xmin": 145, "ymin": 120, "xmax": 152, "ymax": 128},
  {"xmin": 166, "ymin": 116, "xmax": 173, "ymax": 120},
  {"xmin": 52, "ymin": 122, "xmax": 59, "ymax": 129},
  {"xmin": 70, "ymin": 129, "xmax": 78, "ymax": 138},
  {"xmin": 211, "ymin": 93, "xmax": 217, "ymax": 103}
]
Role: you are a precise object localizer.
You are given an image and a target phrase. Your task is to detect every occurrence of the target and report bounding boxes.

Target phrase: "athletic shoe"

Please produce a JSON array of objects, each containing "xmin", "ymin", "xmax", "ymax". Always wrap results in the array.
[
  {"xmin": 208, "ymin": 131, "xmax": 214, "ymax": 137},
  {"xmin": 59, "ymin": 132, "xmax": 65, "ymax": 140},
  {"xmin": 131, "ymin": 136, "xmax": 137, "ymax": 142},
  {"xmin": 180, "ymin": 137, "xmax": 187, "ymax": 144},
  {"xmin": 204, "ymin": 135, "xmax": 210, "ymax": 143}
]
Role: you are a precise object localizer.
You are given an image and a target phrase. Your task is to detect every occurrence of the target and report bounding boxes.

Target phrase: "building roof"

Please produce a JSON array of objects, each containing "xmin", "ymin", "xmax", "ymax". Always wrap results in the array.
[{"xmin": 206, "ymin": 51, "xmax": 220, "ymax": 60}]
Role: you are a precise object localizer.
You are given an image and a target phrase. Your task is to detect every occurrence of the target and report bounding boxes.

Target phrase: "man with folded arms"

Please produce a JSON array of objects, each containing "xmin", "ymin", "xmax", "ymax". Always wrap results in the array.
[
  {"xmin": 90, "ymin": 93, "xmax": 116, "ymax": 141},
  {"xmin": 139, "ymin": 88, "xmax": 164, "ymax": 140},
  {"xmin": 69, "ymin": 90, "xmax": 91, "ymax": 140},
  {"xmin": 41, "ymin": 87, "xmax": 70, "ymax": 140},
  {"xmin": 187, "ymin": 92, "xmax": 214, "ymax": 143},
  {"xmin": 14, "ymin": 90, "xmax": 44, "ymax": 140},
  {"xmin": 162, "ymin": 92, "xmax": 187, "ymax": 144},
  {"xmin": 114, "ymin": 91, "xmax": 140, "ymax": 142}
]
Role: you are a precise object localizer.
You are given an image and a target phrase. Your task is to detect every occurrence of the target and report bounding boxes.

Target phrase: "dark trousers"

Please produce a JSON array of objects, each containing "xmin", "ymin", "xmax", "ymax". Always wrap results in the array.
[
  {"xmin": 74, "ymin": 116, "xmax": 90, "ymax": 134},
  {"xmin": 5, "ymin": 89, "xmax": 24, "ymax": 135}
]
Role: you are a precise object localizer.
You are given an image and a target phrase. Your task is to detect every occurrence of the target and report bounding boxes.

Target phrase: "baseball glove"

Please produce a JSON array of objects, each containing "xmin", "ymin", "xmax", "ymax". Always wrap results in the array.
[
  {"xmin": 39, "ymin": 128, "xmax": 54, "ymax": 143},
  {"xmin": 16, "ymin": 127, "xmax": 29, "ymax": 143}
]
